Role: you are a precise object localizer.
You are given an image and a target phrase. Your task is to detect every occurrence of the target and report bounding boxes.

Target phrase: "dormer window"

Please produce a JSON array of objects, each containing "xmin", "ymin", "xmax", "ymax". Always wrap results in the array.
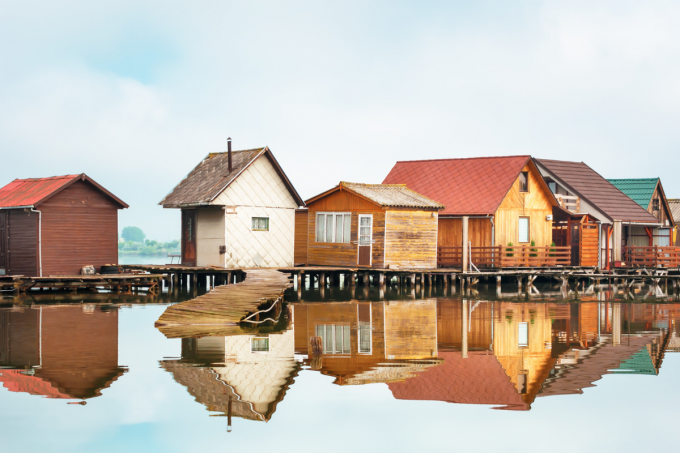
[
  {"xmin": 519, "ymin": 172, "xmax": 529, "ymax": 193},
  {"xmin": 653, "ymin": 199, "xmax": 660, "ymax": 212}
]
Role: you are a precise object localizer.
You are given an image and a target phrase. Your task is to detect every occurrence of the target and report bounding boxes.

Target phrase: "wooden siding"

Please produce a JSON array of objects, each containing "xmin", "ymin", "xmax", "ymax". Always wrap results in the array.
[
  {"xmin": 384, "ymin": 210, "xmax": 438, "ymax": 269},
  {"xmin": 294, "ymin": 210, "xmax": 308, "ymax": 265},
  {"xmin": 436, "ymin": 300, "xmax": 493, "ymax": 351},
  {"xmin": 40, "ymin": 180, "xmax": 120, "ymax": 276},
  {"xmin": 648, "ymin": 183, "xmax": 674, "ymax": 227},
  {"xmin": 306, "ymin": 189, "xmax": 380, "ymax": 212},
  {"xmin": 438, "ymin": 218, "xmax": 493, "ymax": 248},
  {"xmin": 495, "ymin": 162, "xmax": 554, "ymax": 248},
  {"xmin": 580, "ymin": 223, "xmax": 599, "ymax": 267},
  {"xmin": 307, "ymin": 210, "xmax": 385, "ymax": 268},
  {"xmin": 384, "ymin": 299, "xmax": 438, "ymax": 359},
  {"xmin": 7, "ymin": 210, "xmax": 38, "ymax": 277}
]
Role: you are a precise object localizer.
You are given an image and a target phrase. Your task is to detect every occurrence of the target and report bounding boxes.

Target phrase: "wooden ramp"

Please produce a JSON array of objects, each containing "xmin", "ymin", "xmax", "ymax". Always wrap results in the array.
[{"xmin": 155, "ymin": 269, "xmax": 291, "ymax": 339}]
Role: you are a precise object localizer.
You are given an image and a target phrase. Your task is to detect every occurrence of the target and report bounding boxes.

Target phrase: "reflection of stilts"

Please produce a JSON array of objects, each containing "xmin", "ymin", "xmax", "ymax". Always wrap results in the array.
[
  {"xmin": 462, "ymin": 299, "xmax": 468, "ymax": 359},
  {"xmin": 612, "ymin": 303, "xmax": 621, "ymax": 346},
  {"xmin": 227, "ymin": 396, "xmax": 232, "ymax": 433}
]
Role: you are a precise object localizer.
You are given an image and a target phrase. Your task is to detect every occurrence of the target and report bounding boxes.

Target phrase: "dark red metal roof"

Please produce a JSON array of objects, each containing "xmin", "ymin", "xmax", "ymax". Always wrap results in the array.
[
  {"xmin": 382, "ymin": 156, "xmax": 531, "ymax": 216},
  {"xmin": 0, "ymin": 174, "xmax": 128, "ymax": 209}
]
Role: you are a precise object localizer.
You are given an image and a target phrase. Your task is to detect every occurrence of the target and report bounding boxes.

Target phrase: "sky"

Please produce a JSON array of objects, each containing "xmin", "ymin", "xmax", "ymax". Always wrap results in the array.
[{"xmin": 1, "ymin": 0, "xmax": 679, "ymax": 241}]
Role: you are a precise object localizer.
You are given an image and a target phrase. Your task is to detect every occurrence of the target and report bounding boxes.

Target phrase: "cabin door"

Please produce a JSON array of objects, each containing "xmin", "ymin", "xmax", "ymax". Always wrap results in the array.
[
  {"xmin": 181, "ymin": 209, "xmax": 197, "ymax": 266},
  {"xmin": 357, "ymin": 215, "xmax": 373, "ymax": 266},
  {"xmin": 570, "ymin": 222, "xmax": 580, "ymax": 266},
  {"xmin": 0, "ymin": 212, "xmax": 6, "ymax": 272}
]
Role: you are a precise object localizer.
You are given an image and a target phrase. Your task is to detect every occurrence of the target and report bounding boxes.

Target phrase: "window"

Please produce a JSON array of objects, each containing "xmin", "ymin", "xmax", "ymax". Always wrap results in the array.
[
  {"xmin": 653, "ymin": 198, "xmax": 660, "ymax": 211},
  {"xmin": 519, "ymin": 172, "xmax": 529, "ymax": 193},
  {"xmin": 518, "ymin": 322, "xmax": 529, "ymax": 348},
  {"xmin": 251, "ymin": 337, "xmax": 270, "ymax": 352},
  {"xmin": 518, "ymin": 217, "xmax": 530, "ymax": 243},
  {"xmin": 252, "ymin": 217, "xmax": 269, "ymax": 231},
  {"xmin": 316, "ymin": 325, "xmax": 350, "ymax": 354},
  {"xmin": 548, "ymin": 181, "xmax": 557, "ymax": 194},
  {"xmin": 315, "ymin": 212, "xmax": 351, "ymax": 243},
  {"xmin": 359, "ymin": 215, "xmax": 372, "ymax": 244}
]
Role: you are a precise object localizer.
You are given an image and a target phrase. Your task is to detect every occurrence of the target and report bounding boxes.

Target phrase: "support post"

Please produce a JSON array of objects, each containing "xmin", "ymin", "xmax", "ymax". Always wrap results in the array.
[
  {"xmin": 462, "ymin": 216, "xmax": 469, "ymax": 274},
  {"xmin": 462, "ymin": 299, "xmax": 468, "ymax": 358},
  {"xmin": 612, "ymin": 220, "xmax": 622, "ymax": 263}
]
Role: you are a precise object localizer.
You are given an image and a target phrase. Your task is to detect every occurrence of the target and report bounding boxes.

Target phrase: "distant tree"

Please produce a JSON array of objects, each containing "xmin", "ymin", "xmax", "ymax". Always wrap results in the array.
[
  {"xmin": 166, "ymin": 240, "xmax": 180, "ymax": 249},
  {"xmin": 122, "ymin": 226, "xmax": 145, "ymax": 243}
]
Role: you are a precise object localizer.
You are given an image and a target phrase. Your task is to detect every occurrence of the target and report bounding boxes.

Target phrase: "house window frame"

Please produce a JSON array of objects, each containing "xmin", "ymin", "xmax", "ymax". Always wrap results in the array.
[
  {"xmin": 652, "ymin": 198, "xmax": 660, "ymax": 212},
  {"xmin": 518, "ymin": 216, "xmax": 530, "ymax": 243},
  {"xmin": 315, "ymin": 324, "xmax": 351, "ymax": 355},
  {"xmin": 251, "ymin": 336, "xmax": 270, "ymax": 353},
  {"xmin": 251, "ymin": 216, "xmax": 270, "ymax": 232},
  {"xmin": 519, "ymin": 171, "xmax": 529, "ymax": 193},
  {"xmin": 518, "ymin": 322, "xmax": 529, "ymax": 348},
  {"xmin": 357, "ymin": 304, "xmax": 372, "ymax": 355},
  {"xmin": 315, "ymin": 212, "xmax": 352, "ymax": 243}
]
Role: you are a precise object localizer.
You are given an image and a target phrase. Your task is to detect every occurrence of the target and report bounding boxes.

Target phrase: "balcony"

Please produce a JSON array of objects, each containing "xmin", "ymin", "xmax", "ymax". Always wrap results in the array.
[
  {"xmin": 555, "ymin": 194, "xmax": 580, "ymax": 213},
  {"xmin": 437, "ymin": 245, "xmax": 572, "ymax": 268}
]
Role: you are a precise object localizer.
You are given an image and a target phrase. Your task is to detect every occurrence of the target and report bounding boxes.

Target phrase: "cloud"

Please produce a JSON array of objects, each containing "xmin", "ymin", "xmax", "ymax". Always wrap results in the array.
[{"xmin": 0, "ymin": 1, "xmax": 679, "ymax": 240}]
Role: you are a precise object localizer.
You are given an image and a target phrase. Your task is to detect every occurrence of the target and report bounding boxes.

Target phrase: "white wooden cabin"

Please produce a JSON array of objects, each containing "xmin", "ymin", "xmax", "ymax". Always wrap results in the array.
[{"xmin": 160, "ymin": 143, "xmax": 304, "ymax": 268}]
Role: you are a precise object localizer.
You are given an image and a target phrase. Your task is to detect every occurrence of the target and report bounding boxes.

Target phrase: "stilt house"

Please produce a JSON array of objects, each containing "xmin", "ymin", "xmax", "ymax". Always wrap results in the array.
[
  {"xmin": 534, "ymin": 159, "xmax": 663, "ymax": 268},
  {"xmin": 160, "ymin": 142, "xmax": 304, "ymax": 268},
  {"xmin": 295, "ymin": 182, "xmax": 444, "ymax": 269},
  {"xmin": 0, "ymin": 174, "xmax": 128, "ymax": 277},
  {"xmin": 382, "ymin": 156, "xmax": 565, "ymax": 269},
  {"xmin": 607, "ymin": 178, "xmax": 676, "ymax": 245}
]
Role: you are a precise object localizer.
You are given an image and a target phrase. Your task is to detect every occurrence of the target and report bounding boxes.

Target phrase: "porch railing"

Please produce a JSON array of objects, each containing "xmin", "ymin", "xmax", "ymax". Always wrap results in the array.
[
  {"xmin": 555, "ymin": 194, "xmax": 580, "ymax": 213},
  {"xmin": 437, "ymin": 245, "xmax": 571, "ymax": 268},
  {"xmin": 623, "ymin": 246, "xmax": 680, "ymax": 268}
]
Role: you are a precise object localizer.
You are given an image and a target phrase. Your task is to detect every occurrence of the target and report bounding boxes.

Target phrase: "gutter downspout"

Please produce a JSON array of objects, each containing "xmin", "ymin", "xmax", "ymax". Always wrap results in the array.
[{"xmin": 30, "ymin": 207, "xmax": 42, "ymax": 277}]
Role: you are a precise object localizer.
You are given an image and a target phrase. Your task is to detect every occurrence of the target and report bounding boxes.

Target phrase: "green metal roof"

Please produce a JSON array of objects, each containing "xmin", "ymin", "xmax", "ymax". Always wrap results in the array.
[
  {"xmin": 607, "ymin": 178, "xmax": 659, "ymax": 209},
  {"xmin": 611, "ymin": 348, "xmax": 657, "ymax": 375}
]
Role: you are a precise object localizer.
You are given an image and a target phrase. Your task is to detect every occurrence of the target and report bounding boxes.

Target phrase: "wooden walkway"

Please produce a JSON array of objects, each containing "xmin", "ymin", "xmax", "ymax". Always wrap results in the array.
[
  {"xmin": 154, "ymin": 268, "xmax": 291, "ymax": 339},
  {"xmin": 0, "ymin": 274, "xmax": 164, "ymax": 293}
]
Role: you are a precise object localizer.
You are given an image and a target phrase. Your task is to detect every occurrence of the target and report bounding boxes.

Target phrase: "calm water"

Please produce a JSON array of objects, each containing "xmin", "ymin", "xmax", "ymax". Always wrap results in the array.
[{"xmin": 1, "ymin": 279, "xmax": 680, "ymax": 452}]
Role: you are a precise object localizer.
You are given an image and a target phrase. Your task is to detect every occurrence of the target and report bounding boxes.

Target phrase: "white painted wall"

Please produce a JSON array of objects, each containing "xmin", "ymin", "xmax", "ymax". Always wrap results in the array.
[
  {"xmin": 212, "ymin": 155, "xmax": 298, "ymax": 268},
  {"xmin": 196, "ymin": 208, "xmax": 226, "ymax": 267}
]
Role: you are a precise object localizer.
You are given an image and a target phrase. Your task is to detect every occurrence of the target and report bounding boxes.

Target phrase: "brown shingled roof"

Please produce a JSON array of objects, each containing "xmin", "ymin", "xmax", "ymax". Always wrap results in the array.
[
  {"xmin": 669, "ymin": 199, "xmax": 680, "ymax": 224},
  {"xmin": 381, "ymin": 156, "xmax": 535, "ymax": 216},
  {"xmin": 306, "ymin": 181, "xmax": 445, "ymax": 209},
  {"xmin": 160, "ymin": 147, "xmax": 304, "ymax": 208},
  {"xmin": 535, "ymin": 159, "xmax": 659, "ymax": 223}
]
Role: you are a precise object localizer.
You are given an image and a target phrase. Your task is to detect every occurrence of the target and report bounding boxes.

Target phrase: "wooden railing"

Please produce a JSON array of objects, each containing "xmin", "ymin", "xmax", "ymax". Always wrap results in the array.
[
  {"xmin": 438, "ymin": 245, "xmax": 571, "ymax": 268},
  {"xmin": 555, "ymin": 194, "xmax": 580, "ymax": 213},
  {"xmin": 623, "ymin": 246, "xmax": 680, "ymax": 268}
]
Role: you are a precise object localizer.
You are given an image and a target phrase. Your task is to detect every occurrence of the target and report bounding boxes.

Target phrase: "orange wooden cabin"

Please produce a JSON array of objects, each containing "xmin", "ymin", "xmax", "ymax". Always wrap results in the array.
[{"xmin": 295, "ymin": 182, "xmax": 444, "ymax": 269}]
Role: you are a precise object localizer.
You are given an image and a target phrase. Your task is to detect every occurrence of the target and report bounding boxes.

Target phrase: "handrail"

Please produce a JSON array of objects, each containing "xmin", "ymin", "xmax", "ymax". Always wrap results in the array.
[{"xmin": 438, "ymin": 245, "xmax": 571, "ymax": 268}]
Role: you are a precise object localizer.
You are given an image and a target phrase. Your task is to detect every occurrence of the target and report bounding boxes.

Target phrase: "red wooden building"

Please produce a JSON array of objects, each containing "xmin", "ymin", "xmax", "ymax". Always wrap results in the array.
[{"xmin": 0, "ymin": 174, "xmax": 128, "ymax": 277}]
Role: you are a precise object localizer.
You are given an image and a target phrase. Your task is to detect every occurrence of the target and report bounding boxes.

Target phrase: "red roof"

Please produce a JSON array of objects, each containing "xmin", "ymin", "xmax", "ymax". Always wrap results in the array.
[
  {"xmin": 0, "ymin": 174, "xmax": 128, "ymax": 209},
  {"xmin": 0, "ymin": 369, "xmax": 71, "ymax": 399},
  {"xmin": 388, "ymin": 352, "xmax": 528, "ymax": 410},
  {"xmin": 382, "ymin": 156, "xmax": 532, "ymax": 216}
]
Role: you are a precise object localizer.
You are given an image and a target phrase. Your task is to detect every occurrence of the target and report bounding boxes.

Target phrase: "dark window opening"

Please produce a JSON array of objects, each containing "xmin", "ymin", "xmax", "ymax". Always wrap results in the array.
[
  {"xmin": 519, "ymin": 172, "xmax": 529, "ymax": 193},
  {"xmin": 653, "ymin": 199, "xmax": 660, "ymax": 211}
]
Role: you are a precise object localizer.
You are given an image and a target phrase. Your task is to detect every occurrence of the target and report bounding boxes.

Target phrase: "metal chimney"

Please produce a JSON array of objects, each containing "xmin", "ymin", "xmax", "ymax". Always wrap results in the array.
[{"xmin": 227, "ymin": 137, "xmax": 232, "ymax": 172}]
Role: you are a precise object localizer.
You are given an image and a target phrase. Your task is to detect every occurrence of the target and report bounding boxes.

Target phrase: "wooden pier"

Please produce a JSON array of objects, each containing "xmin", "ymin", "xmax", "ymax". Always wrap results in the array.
[
  {"xmin": 121, "ymin": 265, "xmax": 245, "ymax": 290},
  {"xmin": 0, "ymin": 274, "xmax": 164, "ymax": 294},
  {"xmin": 154, "ymin": 268, "xmax": 291, "ymax": 339}
]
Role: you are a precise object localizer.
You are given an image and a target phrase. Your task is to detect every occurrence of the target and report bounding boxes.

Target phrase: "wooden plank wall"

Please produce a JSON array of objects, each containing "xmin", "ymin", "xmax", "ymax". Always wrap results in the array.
[
  {"xmin": 580, "ymin": 222, "xmax": 599, "ymax": 267},
  {"xmin": 294, "ymin": 210, "xmax": 308, "ymax": 265},
  {"xmin": 384, "ymin": 299, "xmax": 437, "ymax": 359},
  {"xmin": 494, "ymin": 162, "xmax": 554, "ymax": 248},
  {"xmin": 306, "ymin": 190, "xmax": 385, "ymax": 268},
  {"xmin": 384, "ymin": 210, "xmax": 438, "ymax": 269},
  {"xmin": 7, "ymin": 210, "xmax": 38, "ymax": 277},
  {"xmin": 436, "ymin": 300, "xmax": 492, "ymax": 351},
  {"xmin": 438, "ymin": 218, "xmax": 492, "ymax": 247},
  {"xmin": 40, "ymin": 180, "xmax": 120, "ymax": 276}
]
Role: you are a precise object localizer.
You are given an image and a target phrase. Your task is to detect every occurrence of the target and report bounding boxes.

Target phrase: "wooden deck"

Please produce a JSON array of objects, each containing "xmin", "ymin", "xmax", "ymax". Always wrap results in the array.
[
  {"xmin": 0, "ymin": 274, "xmax": 164, "ymax": 293},
  {"xmin": 154, "ymin": 268, "xmax": 291, "ymax": 339}
]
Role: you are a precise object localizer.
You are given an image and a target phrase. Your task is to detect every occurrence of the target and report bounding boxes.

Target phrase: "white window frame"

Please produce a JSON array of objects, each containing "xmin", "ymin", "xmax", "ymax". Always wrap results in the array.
[
  {"xmin": 251, "ymin": 336, "xmax": 270, "ymax": 354},
  {"xmin": 315, "ymin": 324, "xmax": 351, "ymax": 355},
  {"xmin": 357, "ymin": 214, "xmax": 374, "ymax": 266},
  {"xmin": 518, "ymin": 322, "xmax": 529, "ymax": 348},
  {"xmin": 315, "ymin": 212, "xmax": 351, "ymax": 243},
  {"xmin": 518, "ymin": 216, "xmax": 530, "ymax": 244},
  {"xmin": 357, "ymin": 304, "xmax": 372, "ymax": 355},
  {"xmin": 251, "ymin": 216, "xmax": 270, "ymax": 232}
]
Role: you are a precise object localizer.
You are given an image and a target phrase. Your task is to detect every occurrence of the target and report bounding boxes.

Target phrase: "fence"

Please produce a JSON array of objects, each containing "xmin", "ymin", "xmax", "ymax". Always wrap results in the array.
[
  {"xmin": 623, "ymin": 246, "xmax": 680, "ymax": 268},
  {"xmin": 437, "ymin": 245, "xmax": 571, "ymax": 268}
]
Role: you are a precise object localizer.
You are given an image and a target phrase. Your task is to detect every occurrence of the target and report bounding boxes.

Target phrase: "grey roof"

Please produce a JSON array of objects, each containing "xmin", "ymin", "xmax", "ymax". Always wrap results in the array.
[
  {"xmin": 340, "ymin": 182, "xmax": 445, "ymax": 209},
  {"xmin": 535, "ymin": 159, "xmax": 659, "ymax": 224},
  {"xmin": 160, "ymin": 147, "xmax": 304, "ymax": 208},
  {"xmin": 669, "ymin": 199, "xmax": 680, "ymax": 223}
]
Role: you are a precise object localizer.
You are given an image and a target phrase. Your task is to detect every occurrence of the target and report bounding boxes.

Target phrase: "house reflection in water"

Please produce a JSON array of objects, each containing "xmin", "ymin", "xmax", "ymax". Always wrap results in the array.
[
  {"xmin": 292, "ymin": 300, "xmax": 442, "ymax": 385},
  {"xmin": 160, "ymin": 299, "xmax": 680, "ymax": 418},
  {"xmin": 160, "ymin": 330, "xmax": 299, "ymax": 423},
  {"xmin": 0, "ymin": 305, "xmax": 126, "ymax": 401}
]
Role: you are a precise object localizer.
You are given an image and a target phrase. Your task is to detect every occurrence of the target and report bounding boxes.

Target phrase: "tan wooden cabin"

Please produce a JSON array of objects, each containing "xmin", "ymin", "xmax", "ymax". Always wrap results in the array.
[
  {"xmin": 383, "ymin": 156, "xmax": 566, "ymax": 269},
  {"xmin": 295, "ymin": 182, "xmax": 444, "ymax": 269}
]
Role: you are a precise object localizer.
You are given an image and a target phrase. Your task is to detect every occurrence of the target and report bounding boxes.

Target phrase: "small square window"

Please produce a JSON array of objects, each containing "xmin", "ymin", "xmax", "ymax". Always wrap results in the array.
[
  {"xmin": 251, "ymin": 337, "xmax": 269, "ymax": 352},
  {"xmin": 252, "ymin": 217, "xmax": 269, "ymax": 231},
  {"xmin": 519, "ymin": 172, "xmax": 529, "ymax": 193}
]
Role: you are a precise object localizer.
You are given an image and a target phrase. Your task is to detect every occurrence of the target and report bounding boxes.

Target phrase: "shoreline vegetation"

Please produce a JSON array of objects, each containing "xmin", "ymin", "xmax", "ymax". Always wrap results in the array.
[{"xmin": 119, "ymin": 226, "xmax": 180, "ymax": 256}]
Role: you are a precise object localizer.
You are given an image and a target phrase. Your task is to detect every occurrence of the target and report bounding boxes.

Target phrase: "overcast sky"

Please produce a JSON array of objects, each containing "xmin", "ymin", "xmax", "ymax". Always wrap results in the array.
[{"xmin": 1, "ymin": 1, "xmax": 679, "ymax": 241}]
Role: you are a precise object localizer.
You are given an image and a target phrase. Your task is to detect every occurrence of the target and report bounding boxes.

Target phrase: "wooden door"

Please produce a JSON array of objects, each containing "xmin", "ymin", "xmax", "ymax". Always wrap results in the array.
[
  {"xmin": 570, "ymin": 222, "xmax": 580, "ymax": 266},
  {"xmin": 0, "ymin": 212, "xmax": 6, "ymax": 272},
  {"xmin": 181, "ymin": 209, "xmax": 197, "ymax": 266},
  {"xmin": 357, "ymin": 215, "xmax": 372, "ymax": 266}
]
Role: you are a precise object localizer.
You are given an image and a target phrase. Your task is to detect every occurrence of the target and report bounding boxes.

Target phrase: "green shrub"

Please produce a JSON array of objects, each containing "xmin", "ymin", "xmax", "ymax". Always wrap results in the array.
[
  {"xmin": 530, "ymin": 240, "xmax": 537, "ymax": 257},
  {"xmin": 549, "ymin": 241, "xmax": 557, "ymax": 257},
  {"xmin": 506, "ymin": 242, "xmax": 514, "ymax": 257}
]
